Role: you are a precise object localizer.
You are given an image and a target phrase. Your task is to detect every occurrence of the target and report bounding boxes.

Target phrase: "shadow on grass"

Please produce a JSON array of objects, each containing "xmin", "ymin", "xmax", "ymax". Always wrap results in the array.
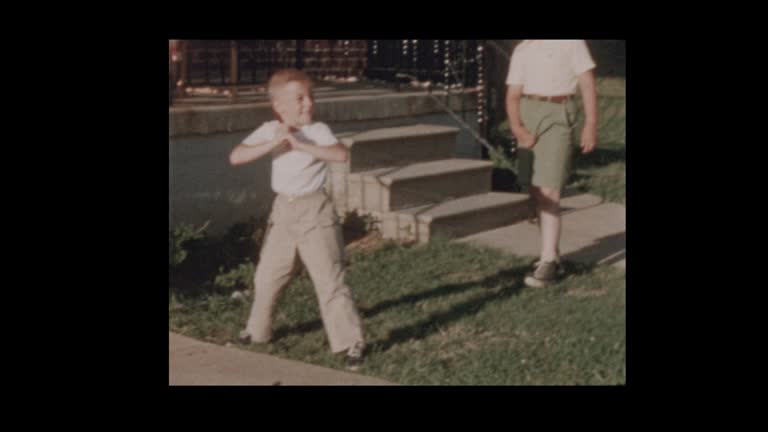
[
  {"xmin": 272, "ymin": 261, "xmax": 596, "ymax": 349},
  {"xmin": 272, "ymin": 266, "xmax": 528, "ymax": 341},
  {"xmin": 368, "ymin": 260, "xmax": 598, "ymax": 352}
]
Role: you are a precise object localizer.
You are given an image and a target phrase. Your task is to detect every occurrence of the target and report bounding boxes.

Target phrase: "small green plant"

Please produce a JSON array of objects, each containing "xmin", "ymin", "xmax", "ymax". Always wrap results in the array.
[
  {"xmin": 219, "ymin": 217, "xmax": 267, "ymax": 269},
  {"xmin": 488, "ymin": 120, "xmax": 517, "ymax": 172},
  {"xmin": 214, "ymin": 262, "xmax": 255, "ymax": 292},
  {"xmin": 341, "ymin": 210, "xmax": 379, "ymax": 244},
  {"xmin": 170, "ymin": 217, "xmax": 267, "ymax": 296},
  {"xmin": 169, "ymin": 221, "xmax": 210, "ymax": 268}
]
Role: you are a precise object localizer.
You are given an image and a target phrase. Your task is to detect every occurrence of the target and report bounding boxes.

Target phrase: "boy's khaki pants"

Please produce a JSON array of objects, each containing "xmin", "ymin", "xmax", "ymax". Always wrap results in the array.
[{"xmin": 244, "ymin": 190, "xmax": 364, "ymax": 353}]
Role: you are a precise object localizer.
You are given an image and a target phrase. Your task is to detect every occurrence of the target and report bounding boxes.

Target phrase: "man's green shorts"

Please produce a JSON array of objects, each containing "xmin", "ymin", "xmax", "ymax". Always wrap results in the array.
[{"xmin": 516, "ymin": 97, "xmax": 580, "ymax": 191}]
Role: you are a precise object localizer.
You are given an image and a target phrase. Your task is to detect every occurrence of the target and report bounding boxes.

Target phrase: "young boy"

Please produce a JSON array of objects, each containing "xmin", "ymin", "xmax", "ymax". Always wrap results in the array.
[
  {"xmin": 505, "ymin": 40, "xmax": 598, "ymax": 287},
  {"xmin": 229, "ymin": 69, "xmax": 365, "ymax": 370}
]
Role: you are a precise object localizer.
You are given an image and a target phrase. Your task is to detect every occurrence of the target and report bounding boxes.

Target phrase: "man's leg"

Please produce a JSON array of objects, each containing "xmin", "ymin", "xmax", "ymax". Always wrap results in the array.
[
  {"xmin": 536, "ymin": 186, "xmax": 562, "ymax": 263},
  {"xmin": 526, "ymin": 131, "xmax": 567, "ymax": 286},
  {"xmin": 529, "ymin": 185, "xmax": 541, "ymax": 227},
  {"xmin": 527, "ymin": 101, "xmax": 571, "ymax": 268},
  {"xmin": 524, "ymin": 185, "xmax": 563, "ymax": 288}
]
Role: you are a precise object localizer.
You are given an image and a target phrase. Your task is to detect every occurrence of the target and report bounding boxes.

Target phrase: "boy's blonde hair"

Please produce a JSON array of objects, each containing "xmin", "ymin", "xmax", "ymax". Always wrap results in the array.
[{"xmin": 268, "ymin": 68, "xmax": 312, "ymax": 100}]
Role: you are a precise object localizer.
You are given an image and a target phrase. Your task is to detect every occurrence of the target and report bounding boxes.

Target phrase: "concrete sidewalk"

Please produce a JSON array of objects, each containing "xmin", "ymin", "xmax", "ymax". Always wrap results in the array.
[
  {"xmin": 459, "ymin": 192, "xmax": 626, "ymax": 270},
  {"xmin": 169, "ymin": 332, "xmax": 395, "ymax": 386}
]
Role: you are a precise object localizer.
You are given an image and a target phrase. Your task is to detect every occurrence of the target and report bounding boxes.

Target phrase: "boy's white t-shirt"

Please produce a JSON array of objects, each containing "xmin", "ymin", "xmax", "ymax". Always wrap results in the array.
[
  {"xmin": 506, "ymin": 40, "xmax": 596, "ymax": 96},
  {"xmin": 242, "ymin": 120, "xmax": 339, "ymax": 196}
]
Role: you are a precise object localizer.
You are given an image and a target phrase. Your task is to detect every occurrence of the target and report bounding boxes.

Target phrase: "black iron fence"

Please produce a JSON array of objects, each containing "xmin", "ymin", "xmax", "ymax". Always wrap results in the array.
[
  {"xmin": 170, "ymin": 39, "xmax": 491, "ymax": 148},
  {"xmin": 365, "ymin": 40, "xmax": 482, "ymax": 89},
  {"xmin": 173, "ymin": 40, "xmax": 483, "ymax": 88},
  {"xmin": 179, "ymin": 40, "xmax": 368, "ymax": 86}
]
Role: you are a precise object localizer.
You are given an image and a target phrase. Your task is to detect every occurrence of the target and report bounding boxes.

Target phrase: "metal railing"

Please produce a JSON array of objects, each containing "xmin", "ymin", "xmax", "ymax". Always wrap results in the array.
[
  {"xmin": 170, "ymin": 39, "xmax": 493, "ymax": 153},
  {"xmin": 365, "ymin": 40, "xmax": 481, "ymax": 89}
]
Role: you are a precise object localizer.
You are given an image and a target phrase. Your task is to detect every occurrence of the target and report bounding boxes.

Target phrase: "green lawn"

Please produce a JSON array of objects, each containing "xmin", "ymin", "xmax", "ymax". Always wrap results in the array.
[
  {"xmin": 170, "ymin": 237, "xmax": 625, "ymax": 385},
  {"xmin": 567, "ymin": 83, "xmax": 626, "ymax": 204}
]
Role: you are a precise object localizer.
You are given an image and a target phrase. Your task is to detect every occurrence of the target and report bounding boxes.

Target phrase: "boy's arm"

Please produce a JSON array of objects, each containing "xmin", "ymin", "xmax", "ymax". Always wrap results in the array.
[
  {"xmin": 229, "ymin": 139, "xmax": 285, "ymax": 165},
  {"xmin": 229, "ymin": 125, "xmax": 291, "ymax": 166},
  {"xmin": 287, "ymin": 135, "xmax": 349, "ymax": 163},
  {"xmin": 576, "ymin": 69, "xmax": 598, "ymax": 154},
  {"xmin": 505, "ymin": 84, "xmax": 536, "ymax": 149}
]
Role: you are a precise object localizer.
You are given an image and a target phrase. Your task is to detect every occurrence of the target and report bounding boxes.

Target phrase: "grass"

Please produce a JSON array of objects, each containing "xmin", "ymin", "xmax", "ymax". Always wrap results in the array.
[
  {"xmin": 169, "ymin": 237, "xmax": 625, "ymax": 385},
  {"xmin": 566, "ymin": 79, "xmax": 626, "ymax": 203},
  {"xmin": 568, "ymin": 139, "xmax": 625, "ymax": 204}
]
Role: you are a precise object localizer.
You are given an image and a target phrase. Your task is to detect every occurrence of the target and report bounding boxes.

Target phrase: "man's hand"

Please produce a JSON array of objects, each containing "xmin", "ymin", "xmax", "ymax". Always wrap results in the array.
[
  {"xmin": 576, "ymin": 69, "xmax": 598, "ymax": 154},
  {"xmin": 580, "ymin": 123, "xmax": 597, "ymax": 154},
  {"xmin": 513, "ymin": 126, "xmax": 537, "ymax": 149}
]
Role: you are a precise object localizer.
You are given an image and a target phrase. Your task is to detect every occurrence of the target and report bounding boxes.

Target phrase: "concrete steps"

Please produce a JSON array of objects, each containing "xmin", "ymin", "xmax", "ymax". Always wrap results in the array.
[
  {"xmin": 326, "ymin": 124, "xmax": 533, "ymax": 244},
  {"xmin": 340, "ymin": 124, "xmax": 458, "ymax": 173},
  {"xmin": 348, "ymin": 159, "xmax": 493, "ymax": 212},
  {"xmin": 377, "ymin": 192, "xmax": 531, "ymax": 243}
]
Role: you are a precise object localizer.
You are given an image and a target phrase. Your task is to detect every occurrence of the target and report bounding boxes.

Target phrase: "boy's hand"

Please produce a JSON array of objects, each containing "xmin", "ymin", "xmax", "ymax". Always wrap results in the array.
[
  {"xmin": 272, "ymin": 123, "xmax": 298, "ymax": 154},
  {"xmin": 271, "ymin": 140, "xmax": 290, "ymax": 157},
  {"xmin": 513, "ymin": 127, "xmax": 537, "ymax": 149},
  {"xmin": 289, "ymin": 140, "xmax": 304, "ymax": 152},
  {"xmin": 284, "ymin": 131, "xmax": 307, "ymax": 152},
  {"xmin": 274, "ymin": 123, "xmax": 296, "ymax": 146},
  {"xmin": 580, "ymin": 123, "xmax": 597, "ymax": 154}
]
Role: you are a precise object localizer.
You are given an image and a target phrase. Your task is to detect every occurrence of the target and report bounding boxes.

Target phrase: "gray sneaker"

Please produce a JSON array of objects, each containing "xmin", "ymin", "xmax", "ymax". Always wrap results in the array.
[
  {"xmin": 237, "ymin": 330, "xmax": 270, "ymax": 345},
  {"xmin": 345, "ymin": 342, "xmax": 365, "ymax": 372},
  {"xmin": 237, "ymin": 330, "xmax": 253, "ymax": 344},
  {"xmin": 524, "ymin": 260, "xmax": 561, "ymax": 288}
]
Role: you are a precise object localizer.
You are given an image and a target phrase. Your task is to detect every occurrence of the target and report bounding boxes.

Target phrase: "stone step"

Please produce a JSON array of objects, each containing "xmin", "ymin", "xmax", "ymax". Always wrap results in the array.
[
  {"xmin": 339, "ymin": 124, "xmax": 459, "ymax": 173},
  {"xmin": 346, "ymin": 159, "xmax": 493, "ymax": 212},
  {"xmin": 376, "ymin": 192, "xmax": 532, "ymax": 243}
]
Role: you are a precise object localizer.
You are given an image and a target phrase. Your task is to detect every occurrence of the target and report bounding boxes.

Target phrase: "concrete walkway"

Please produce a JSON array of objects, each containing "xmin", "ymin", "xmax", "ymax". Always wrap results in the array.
[
  {"xmin": 169, "ymin": 332, "xmax": 395, "ymax": 386},
  {"xmin": 458, "ymin": 192, "xmax": 625, "ymax": 270}
]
